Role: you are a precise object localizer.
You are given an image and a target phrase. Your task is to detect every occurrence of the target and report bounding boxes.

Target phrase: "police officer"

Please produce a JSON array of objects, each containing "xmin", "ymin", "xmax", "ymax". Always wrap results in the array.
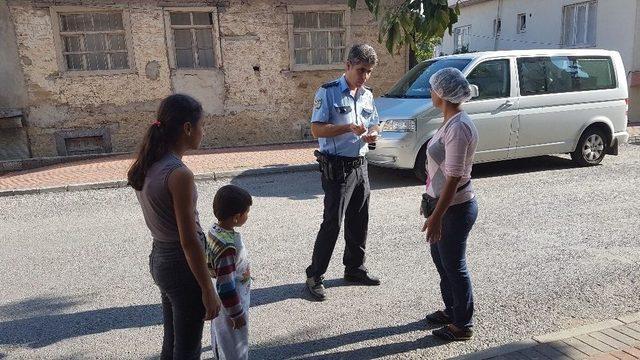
[{"xmin": 305, "ymin": 44, "xmax": 381, "ymax": 301}]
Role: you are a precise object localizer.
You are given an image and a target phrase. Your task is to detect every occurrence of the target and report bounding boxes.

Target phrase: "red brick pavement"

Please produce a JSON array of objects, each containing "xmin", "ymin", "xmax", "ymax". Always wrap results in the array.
[
  {"xmin": 0, "ymin": 142, "xmax": 317, "ymax": 191},
  {"xmin": 2, "ymin": 125, "xmax": 638, "ymax": 192}
]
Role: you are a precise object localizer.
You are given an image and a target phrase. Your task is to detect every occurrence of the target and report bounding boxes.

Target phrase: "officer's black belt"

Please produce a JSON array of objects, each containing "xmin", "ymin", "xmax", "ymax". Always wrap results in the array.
[{"xmin": 321, "ymin": 152, "xmax": 365, "ymax": 169}]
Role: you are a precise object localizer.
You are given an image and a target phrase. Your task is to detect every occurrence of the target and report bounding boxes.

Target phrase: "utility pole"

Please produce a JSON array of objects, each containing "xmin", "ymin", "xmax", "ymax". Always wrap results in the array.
[{"xmin": 494, "ymin": 0, "xmax": 503, "ymax": 50}]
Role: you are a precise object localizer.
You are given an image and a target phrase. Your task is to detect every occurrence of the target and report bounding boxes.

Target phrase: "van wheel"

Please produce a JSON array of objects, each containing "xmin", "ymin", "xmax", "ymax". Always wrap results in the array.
[
  {"xmin": 413, "ymin": 143, "xmax": 428, "ymax": 183},
  {"xmin": 571, "ymin": 128, "xmax": 606, "ymax": 166}
]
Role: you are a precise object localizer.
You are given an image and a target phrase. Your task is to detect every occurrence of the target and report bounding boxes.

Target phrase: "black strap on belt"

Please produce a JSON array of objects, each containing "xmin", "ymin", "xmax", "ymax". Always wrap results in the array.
[
  {"xmin": 456, "ymin": 180, "xmax": 471, "ymax": 192},
  {"xmin": 317, "ymin": 151, "xmax": 364, "ymax": 169},
  {"xmin": 338, "ymin": 156, "xmax": 364, "ymax": 169}
]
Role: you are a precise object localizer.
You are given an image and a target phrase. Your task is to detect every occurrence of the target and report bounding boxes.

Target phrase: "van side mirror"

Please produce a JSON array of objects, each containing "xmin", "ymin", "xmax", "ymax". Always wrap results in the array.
[{"xmin": 469, "ymin": 84, "xmax": 479, "ymax": 98}]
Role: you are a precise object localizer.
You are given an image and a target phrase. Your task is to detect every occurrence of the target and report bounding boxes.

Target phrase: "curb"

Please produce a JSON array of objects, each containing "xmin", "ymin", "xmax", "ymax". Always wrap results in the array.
[
  {"xmin": 453, "ymin": 311, "xmax": 640, "ymax": 360},
  {"xmin": 0, "ymin": 163, "xmax": 317, "ymax": 198},
  {"xmin": 454, "ymin": 340, "xmax": 538, "ymax": 360},
  {"xmin": 532, "ymin": 319, "xmax": 624, "ymax": 343}
]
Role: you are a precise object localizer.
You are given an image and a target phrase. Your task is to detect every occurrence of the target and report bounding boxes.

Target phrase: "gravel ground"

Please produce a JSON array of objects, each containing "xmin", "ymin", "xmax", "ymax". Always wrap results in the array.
[{"xmin": 1, "ymin": 144, "xmax": 639, "ymax": 359}]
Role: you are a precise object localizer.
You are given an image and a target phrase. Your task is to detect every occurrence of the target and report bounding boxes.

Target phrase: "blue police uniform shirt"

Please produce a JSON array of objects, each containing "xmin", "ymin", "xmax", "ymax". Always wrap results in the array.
[{"xmin": 311, "ymin": 75, "xmax": 379, "ymax": 158}]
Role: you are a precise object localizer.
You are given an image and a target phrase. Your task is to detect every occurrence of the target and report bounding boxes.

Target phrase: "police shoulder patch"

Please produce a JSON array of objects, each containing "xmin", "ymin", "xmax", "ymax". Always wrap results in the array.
[{"xmin": 321, "ymin": 80, "xmax": 339, "ymax": 89}]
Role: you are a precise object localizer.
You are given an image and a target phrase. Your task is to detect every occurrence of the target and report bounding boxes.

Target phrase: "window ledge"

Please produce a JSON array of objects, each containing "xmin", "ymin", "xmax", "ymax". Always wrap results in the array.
[
  {"xmin": 60, "ymin": 68, "xmax": 137, "ymax": 77},
  {"xmin": 291, "ymin": 64, "xmax": 345, "ymax": 72},
  {"xmin": 172, "ymin": 67, "xmax": 222, "ymax": 73},
  {"xmin": 562, "ymin": 44, "xmax": 597, "ymax": 49}
]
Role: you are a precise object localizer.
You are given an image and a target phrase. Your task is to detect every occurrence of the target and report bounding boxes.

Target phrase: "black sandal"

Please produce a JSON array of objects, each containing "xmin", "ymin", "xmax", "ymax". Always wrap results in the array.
[
  {"xmin": 432, "ymin": 325, "xmax": 473, "ymax": 341},
  {"xmin": 425, "ymin": 310, "xmax": 452, "ymax": 325}
]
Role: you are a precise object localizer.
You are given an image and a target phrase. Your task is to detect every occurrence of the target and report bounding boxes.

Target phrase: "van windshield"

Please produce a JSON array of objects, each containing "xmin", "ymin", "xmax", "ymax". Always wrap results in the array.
[{"xmin": 384, "ymin": 58, "xmax": 472, "ymax": 98}]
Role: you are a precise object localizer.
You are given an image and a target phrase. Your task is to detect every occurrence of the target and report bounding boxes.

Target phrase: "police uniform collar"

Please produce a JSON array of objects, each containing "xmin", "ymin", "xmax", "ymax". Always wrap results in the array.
[{"xmin": 339, "ymin": 75, "xmax": 365, "ymax": 96}]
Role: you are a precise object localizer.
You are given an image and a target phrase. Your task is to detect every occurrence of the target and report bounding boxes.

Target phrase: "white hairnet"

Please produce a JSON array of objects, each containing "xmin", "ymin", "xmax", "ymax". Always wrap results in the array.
[{"xmin": 429, "ymin": 67, "xmax": 472, "ymax": 104}]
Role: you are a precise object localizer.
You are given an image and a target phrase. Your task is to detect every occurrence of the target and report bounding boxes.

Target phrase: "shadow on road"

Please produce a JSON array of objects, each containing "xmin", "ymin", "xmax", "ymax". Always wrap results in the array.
[
  {"xmin": 250, "ymin": 320, "xmax": 443, "ymax": 359},
  {"xmin": 471, "ymin": 155, "xmax": 579, "ymax": 179},
  {"xmin": 232, "ymin": 155, "xmax": 580, "ymax": 199},
  {"xmin": 0, "ymin": 297, "xmax": 161, "ymax": 348},
  {"xmin": 230, "ymin": 166, "xmax": 419, "ymax": 200},
  {"xmin": 0, "ymin": 295, "xmax": 86, "ymax": 320},
  {"xmin": 251, "ymin": 278, "xmax": 365, "ymax": 308}
]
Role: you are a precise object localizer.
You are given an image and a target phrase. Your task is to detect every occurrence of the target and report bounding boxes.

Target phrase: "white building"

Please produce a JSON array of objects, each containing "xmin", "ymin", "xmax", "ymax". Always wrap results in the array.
[{"xmin": 439, "ymin": 0, "xmax": 640, "ymax": 122}]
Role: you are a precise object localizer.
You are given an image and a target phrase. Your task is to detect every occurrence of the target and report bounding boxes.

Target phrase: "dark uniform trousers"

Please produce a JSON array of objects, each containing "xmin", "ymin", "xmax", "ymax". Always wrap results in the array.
[{"xmin": 306, "ymin": 160, "xmax": 370, "ymax": 279}]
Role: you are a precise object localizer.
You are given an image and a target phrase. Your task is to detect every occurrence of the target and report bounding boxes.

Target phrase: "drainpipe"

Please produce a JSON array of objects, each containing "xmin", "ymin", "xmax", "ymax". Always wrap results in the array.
[
  {"xmin": 634, "ymin": 0, "xmax": 640, "ymax": 72},
  {"xmin": 494, "ymin": 0, "xmax": 503, "ymax": 50}
]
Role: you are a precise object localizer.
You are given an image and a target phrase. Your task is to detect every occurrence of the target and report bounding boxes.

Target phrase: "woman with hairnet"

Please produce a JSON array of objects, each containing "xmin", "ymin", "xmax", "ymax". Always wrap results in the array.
[{"xmin": 420, "ymin": 67, "xmax": 479, "ymax": 341}]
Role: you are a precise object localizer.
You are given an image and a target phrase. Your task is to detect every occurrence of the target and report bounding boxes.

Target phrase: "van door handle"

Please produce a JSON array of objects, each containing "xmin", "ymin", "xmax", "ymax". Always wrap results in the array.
[{"xmin": 497, "ymin": 100, "xmax": 514, "ymax": 112}]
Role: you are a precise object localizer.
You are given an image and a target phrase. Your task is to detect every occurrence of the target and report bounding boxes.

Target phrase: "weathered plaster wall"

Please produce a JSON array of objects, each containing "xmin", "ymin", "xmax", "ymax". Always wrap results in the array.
[
  {"xmin": 206, "ymin": 0, "xmax": 407, "ymax": 148},
  {"xmin": 0, "ymin": 1, "xmax": 27, "ymax": 108},
  {"xmin": 9, "ymin": 0, "xmax": 408, "ymax": 157},
  {"xmin": 9, "ymin": 2, "xmax": 171, "ymax": 157}
]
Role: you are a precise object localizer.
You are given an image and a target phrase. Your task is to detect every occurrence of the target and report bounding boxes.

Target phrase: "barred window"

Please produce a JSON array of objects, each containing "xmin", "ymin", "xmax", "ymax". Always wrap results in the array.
[
  {"xmin": 57, "ymin": 12, "xmax": 130, "ymax": 71},
  {"xmin": 292, "ymin": 11, "xmax": 346, "ymax": 67},
  {"xmin": 169, "ymin": 12, "xmax": 216, "ymax": 69},
  {"xmin": 517, "ymin": 13, "xmax": 527, "ymax": 34},
  {"xmin": 453, "ymin": 25, "xmax": 471, "ymax": 53},
  {"xmin": 562, "ymin": 1, "xmax": 597, "ymax": 47}
]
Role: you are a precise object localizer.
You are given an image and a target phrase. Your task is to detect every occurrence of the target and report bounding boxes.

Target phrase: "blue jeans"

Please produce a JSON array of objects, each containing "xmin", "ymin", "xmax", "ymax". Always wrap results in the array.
[{"xmin": 430, "ymin": 198, "xmax": 478, "ymax": 329}]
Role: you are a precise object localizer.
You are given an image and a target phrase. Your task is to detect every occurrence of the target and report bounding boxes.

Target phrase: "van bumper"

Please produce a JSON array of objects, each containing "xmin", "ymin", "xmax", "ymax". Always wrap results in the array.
[
  {"xmin": 366, "ymin": 132, "xmax": 417, "ymax": 169},
  {"xmin": 607, "ymin": 131, "xmax": 629, "ymax": 155}
]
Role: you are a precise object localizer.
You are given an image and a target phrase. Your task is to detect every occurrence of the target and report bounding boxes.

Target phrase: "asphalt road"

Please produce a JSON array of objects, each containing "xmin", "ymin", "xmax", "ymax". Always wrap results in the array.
[{"xmin": 1, "ymin": 144, "xmax": 639, "ymax": 359}]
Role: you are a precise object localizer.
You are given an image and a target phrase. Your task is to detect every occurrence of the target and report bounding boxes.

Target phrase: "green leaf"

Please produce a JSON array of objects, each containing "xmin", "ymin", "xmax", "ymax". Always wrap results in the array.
[
  {"xmin": 437, "ymin": 9, "xmax": 449, "ymax": 25},
  {"xmin": 348, "ymin": 0, "xmax": 358, "ymax": 9},
  {"xmin": 393, "ymin": 22, "xmax": 402, "ymax": 48},
  {"xmin": 362, "ymin": 0, "xmax": 460, "ymax": 55},
  {"xmin": 385, "ymin": 22, "xmax": 396, "ymax": 53},
  {"xmin": 423, "ymin": 0, "xmax": 434, "ymax": 13},
  {"xmin": 364, "ymin": 0, "xmax": 380, "ymax": 16},
  {"xmin": 407, "ymin": 33, "xmax": 417, "ymax": 50},
  {"xmin": 399, "ymin": 13, "xmax": 414, "ymax": 33}
]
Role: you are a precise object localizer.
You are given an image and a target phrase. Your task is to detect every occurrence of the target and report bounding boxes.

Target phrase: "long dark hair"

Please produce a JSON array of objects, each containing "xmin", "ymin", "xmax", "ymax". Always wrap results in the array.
[{"xmin": 127, "ymin": 94, "xmax": 203, "ymax": 191}]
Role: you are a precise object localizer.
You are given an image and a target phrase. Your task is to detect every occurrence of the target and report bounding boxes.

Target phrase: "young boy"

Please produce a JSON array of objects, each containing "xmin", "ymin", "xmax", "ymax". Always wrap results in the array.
[{"xmin": 205, "ymin": 184, "xmax": 252, "ymax": 360}]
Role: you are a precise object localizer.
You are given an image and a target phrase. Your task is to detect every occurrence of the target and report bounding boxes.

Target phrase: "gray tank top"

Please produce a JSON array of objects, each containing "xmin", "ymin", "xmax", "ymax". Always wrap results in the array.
[{"xmin": 135, "ymin": 153, "xmax": 205, "ymax": 244}]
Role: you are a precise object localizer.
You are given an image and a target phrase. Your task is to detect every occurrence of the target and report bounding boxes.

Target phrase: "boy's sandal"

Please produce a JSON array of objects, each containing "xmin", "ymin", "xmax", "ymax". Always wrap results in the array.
[
  {"xmin": 432, "ymin": 325, "xmax": 473, "ymax": 341},
  {"xmin": 425, "ymin": 310, "xmax": 452, "ymax": 324}
]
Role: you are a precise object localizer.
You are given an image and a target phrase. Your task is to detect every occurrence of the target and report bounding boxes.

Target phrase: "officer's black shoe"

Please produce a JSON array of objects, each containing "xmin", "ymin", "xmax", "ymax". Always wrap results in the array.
[
  {"xmin": 306, "ymin": 276, "xmax": 326, "ymax": 301},
  {"xmin": 344, "ymin": 270, "xmax": 381, "ymax": 286}
]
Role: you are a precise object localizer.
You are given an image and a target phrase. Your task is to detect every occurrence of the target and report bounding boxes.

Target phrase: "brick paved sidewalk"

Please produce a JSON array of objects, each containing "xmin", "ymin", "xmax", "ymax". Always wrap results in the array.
[
  {"xmin": 458, "ymin": 312, "xmax": 640, "ymax": 360},
  {"xmin": 1, "ymin": 125, "xmax": 638, "ymax": 194},
  {"xmin": 628, "ymin": 124, "xmax": 640, "ymax": 144},
  {"xmin": 0, "ymin": 142, "xmax": 317, "ymax": 192}
]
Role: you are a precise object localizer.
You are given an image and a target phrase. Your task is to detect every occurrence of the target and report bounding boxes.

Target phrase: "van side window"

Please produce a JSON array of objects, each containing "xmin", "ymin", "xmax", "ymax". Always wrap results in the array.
[
  {"xmin": 517, "ymin": 56, "xmax": 616, "ymax": 96},
  {"xmin": 466, "ymin": 59, "xmax": 511, "ymax": 100}
]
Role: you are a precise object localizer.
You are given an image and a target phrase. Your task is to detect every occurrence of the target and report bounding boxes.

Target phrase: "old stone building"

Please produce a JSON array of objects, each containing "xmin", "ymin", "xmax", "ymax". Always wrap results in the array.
[{"xmin": 0, "ymin": 0, "xmax": 408, "ymax": 160}]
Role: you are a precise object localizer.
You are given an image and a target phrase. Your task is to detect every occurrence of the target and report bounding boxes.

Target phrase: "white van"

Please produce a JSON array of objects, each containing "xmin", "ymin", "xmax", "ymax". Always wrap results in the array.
[{"xmin": 367, "ymin": 49, "xmax": 630, "ymax": 181}]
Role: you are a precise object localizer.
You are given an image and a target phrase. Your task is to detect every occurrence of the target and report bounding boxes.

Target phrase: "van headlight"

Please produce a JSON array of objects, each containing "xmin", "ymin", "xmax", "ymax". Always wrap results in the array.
[{"xmin": 381, "ymin": 119, "xmax": 416, "ymax": 132}]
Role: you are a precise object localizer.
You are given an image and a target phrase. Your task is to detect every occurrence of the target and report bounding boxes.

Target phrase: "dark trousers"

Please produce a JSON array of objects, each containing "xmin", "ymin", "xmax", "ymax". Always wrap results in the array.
[
  {"xmin": 430, "ymin": 198, "xmax": 478, "ymax": 330},
  {"xmin": 149, "ymin": 241, "xmax": 205, "ymax": 360},
  {"xmin": 306, "ymin": 162, "xmax": 370, "ymax": 279}
]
